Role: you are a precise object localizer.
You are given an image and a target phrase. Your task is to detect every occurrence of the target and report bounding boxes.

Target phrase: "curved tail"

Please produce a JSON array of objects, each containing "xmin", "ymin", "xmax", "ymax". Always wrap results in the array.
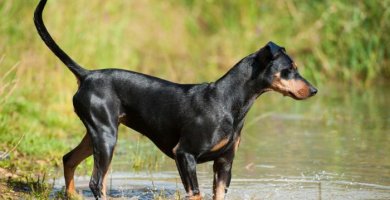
[{"xmin": 34, "ymin": 0, "xmax": 88, "ymax": 79}]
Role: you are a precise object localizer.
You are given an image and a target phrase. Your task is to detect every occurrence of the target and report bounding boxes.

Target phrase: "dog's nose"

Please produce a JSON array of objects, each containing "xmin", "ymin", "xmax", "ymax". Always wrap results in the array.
[{"xmin": 310, "ymin": 87, "xmax": 318, "ymax": 96}]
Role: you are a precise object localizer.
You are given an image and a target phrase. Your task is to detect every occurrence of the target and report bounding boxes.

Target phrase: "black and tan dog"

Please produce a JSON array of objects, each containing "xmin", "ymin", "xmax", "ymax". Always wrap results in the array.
[{"xmin": 34, "ymin": 0, "xmax": 317, "ymax": 199}]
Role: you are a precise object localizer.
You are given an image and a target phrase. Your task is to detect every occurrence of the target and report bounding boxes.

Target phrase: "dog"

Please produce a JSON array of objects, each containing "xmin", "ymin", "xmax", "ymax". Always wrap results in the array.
[{"xmin": 34, "ymin": 0, "xmax": 317, "ymax": 199}]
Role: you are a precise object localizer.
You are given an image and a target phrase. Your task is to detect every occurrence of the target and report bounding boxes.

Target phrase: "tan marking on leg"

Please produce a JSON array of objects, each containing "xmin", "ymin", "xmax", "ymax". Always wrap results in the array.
[
  {"xmin": 64, "ymin": 134, "xmax": 93, "ymax": 195},
  {"xmin": 187, "ymin": 187, "xmax": 193, "ymax": 196},
  {"xmin": 187, "ymin": 188, "xmax": 202, "ymax": 200},
  {"xmin": 101, "ymin": 165, "xmax": 111, "ymax": 200},
  {"xmin": 101, "ymin": 145, "xmax": 116, "ymax": 199},
  {"xmin": 189, "ymin": 194, "xmax": 203, "ymax": 200},
  {"xmin": 210, "ymin": 138, "xmax": 229, "ymax": 152},
  {"xmin": 233, "ymin": 137, "xmax": 241, "ymax": 153},
  {"xmin": 213, "ymin": 180, "xmax": 226, "ymax": 200},
  {"xmin": 172, "ymin": 142, "xmax": 180, "ymax": 156}
]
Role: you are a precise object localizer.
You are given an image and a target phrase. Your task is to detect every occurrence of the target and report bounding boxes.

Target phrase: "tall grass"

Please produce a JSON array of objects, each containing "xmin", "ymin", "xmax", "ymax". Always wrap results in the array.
[{"xmin": 0, "ymin": 0, "xmax": 388, "ymax": 172}]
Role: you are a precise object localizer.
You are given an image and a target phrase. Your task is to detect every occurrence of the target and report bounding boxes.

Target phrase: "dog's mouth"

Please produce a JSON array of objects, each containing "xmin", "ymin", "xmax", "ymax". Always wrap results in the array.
[
  {"xmin": 269, "ymin": 87, "xmax": 309, "ymax": 100},
  {"xmin": 287, "ymin": 91, "xmax": 305, "ymax": 100}
]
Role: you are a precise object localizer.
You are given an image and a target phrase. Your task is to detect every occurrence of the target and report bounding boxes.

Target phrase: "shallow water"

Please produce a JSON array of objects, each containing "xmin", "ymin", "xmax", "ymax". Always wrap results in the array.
[{"xmin": 53, "ymin": 84, "xmax": 390, "ymax": 199}]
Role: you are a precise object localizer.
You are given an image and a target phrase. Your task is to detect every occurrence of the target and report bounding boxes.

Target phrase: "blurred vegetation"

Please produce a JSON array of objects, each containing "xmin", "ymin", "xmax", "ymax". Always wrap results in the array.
[{"xmin": 0, "ymin": 0, "xmax": 389, "ymax": 178}]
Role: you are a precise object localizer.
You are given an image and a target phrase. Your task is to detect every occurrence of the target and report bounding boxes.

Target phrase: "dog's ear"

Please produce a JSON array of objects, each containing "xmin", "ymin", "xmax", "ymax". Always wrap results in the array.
[
  {"xmin": 264, "ymin": 41, "xmax": 283, "ymax": 58},
  {"xmin": 256, "ymin": 41, "xmax": 275, "ymax": 62},
  {"xmin": 266, "ymin": 41, "xmax": 279, "ymax": 56}
]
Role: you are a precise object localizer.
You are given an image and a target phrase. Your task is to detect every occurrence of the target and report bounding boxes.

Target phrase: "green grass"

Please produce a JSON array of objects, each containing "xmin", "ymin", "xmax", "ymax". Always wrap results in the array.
[
  {"xmin": 0, "ymin": 0, "xmax": 389, "ymax": 191},
  {"xmin": 0, "ymin": 172, "xmax": 56, "ymax": 200}
]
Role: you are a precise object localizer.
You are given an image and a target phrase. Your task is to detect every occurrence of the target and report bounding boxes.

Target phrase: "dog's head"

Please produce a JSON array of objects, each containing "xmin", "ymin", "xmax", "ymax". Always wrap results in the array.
[{"xmin": 256, "ymin": 41, "xmax": 317, "ymax": 100}]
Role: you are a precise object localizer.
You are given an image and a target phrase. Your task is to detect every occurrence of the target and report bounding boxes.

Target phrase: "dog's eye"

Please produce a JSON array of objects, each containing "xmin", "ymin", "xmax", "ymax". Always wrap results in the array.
[{"xmin": 280, "ymin": 69, "xmax": 290, "ymax": 78}]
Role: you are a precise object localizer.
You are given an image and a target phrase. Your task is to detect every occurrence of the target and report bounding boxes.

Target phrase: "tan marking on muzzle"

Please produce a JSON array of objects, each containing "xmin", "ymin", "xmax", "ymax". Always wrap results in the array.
[
  {"xmin": 270, "ymin": 72, "xmax": 311, "ymax": 99},
  {"xmin": 270, "ymin": 73, "xmax": 289, "ymax": 95}
]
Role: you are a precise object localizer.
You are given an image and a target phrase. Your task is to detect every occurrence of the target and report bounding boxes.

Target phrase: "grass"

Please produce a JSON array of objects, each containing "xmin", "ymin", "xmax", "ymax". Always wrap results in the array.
[
  {"xmin": 0, "ymin": 172, "xmax": 54, "ymax": 200},
  {"xmin": 0, "ymin": 0, "xmax": 389, "ymax": 198}
]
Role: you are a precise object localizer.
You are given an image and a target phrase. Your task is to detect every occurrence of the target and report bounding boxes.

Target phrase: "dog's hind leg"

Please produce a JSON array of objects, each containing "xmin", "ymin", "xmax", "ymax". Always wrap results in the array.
[
  {"xmin": 78, "ymin": 103, "xmax": 119, "ymax": 199},
  {"xmin": 63, "ymin": 133, "xmax": 93, "ymax": 196},
  {"xmin": 90, "ymin": 162, "xmax": 112, "ymax": 198},
  {"xmin": 101, "ymin": 163, "xmax": 111, "ymax": 197},
  {"xmin": 87, "ymin": 124, "xmax": 117, "ymax": 200}
]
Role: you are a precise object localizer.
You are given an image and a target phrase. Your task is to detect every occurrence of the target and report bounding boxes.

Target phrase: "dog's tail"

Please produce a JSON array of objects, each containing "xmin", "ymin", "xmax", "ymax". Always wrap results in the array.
[{"xmin": 34, "ymin": 0, "xmax": 88, "ymax": 79}]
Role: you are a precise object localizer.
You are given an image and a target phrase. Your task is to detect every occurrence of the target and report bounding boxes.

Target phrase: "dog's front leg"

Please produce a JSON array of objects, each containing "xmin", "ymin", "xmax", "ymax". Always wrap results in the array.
[
  {"xmin": 212, "ymin": 152, "xmax": 234, "ymax": 200},
  {"xmin": 175, "ymin": 152, "xmax": 202, "ymax": 199}
]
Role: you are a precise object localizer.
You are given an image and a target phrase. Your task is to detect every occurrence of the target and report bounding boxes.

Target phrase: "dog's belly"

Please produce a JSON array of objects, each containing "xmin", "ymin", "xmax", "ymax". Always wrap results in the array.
[{"xmin": 119, "ymin": 112, "xmax": 179, "ymax": 159}]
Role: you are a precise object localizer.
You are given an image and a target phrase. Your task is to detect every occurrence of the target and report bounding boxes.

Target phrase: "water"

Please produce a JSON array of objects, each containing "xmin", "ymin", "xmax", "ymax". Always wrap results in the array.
[{"xmin": 53, "ymin": 84, "xmax": 390, "ymax": 199}]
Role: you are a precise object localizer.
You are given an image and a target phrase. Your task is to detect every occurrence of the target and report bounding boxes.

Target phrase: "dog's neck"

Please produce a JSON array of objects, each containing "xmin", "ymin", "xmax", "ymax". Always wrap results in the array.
[{"xmin": 214, "ymin": 54, "xmax": 269, "ymax": 121}]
